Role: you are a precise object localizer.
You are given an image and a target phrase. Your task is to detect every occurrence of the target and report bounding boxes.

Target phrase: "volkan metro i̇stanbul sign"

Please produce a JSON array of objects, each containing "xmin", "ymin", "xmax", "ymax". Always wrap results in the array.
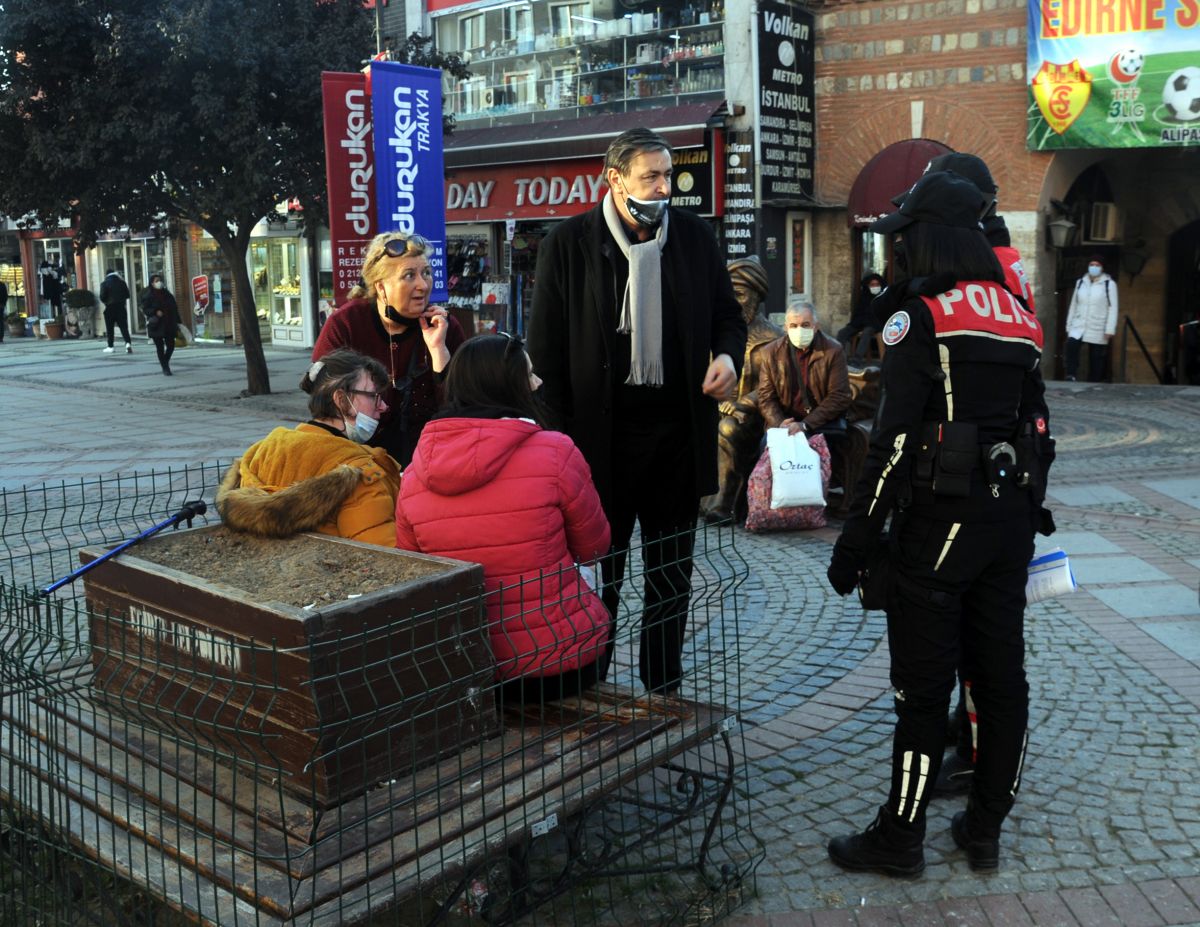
[{"xmin": 1027, "ymin": 0, "xmax": 1200, "ymax": 149}]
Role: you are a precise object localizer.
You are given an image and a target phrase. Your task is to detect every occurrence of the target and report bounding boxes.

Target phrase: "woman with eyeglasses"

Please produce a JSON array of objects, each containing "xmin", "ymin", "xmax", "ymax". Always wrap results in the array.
[
  {"xmin": 216, "ymin": 349, "xmax": 401, "ymax": 547},
  {"xmin": 312, "ymin": 232, "xmax": 466, "ymax": 467},
  {"xmin": 395, "ymin": 334, "xmax": 612, "ymax": 705}
]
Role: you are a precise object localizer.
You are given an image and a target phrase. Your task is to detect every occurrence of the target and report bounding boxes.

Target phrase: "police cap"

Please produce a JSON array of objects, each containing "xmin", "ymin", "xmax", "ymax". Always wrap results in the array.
[{"xmin": 870, "ymin": 171, "xmax": 986, "ymax": 235}]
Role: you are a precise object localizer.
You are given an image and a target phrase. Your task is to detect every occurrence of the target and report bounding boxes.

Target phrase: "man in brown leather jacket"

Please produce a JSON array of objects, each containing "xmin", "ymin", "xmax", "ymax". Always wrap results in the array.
[{"xmin": 758, "ymin": 298, "xmax": 851, "ymax": 437}]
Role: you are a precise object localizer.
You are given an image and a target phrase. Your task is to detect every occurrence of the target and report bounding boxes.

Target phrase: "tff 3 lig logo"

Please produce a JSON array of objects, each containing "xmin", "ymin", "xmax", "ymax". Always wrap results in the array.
[{"xmin": 1032, "ymin": 59, "xmax": 1093, "ymax": 133}]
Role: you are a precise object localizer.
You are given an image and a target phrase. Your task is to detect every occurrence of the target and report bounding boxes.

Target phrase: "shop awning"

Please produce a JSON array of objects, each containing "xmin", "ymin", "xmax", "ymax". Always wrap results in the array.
[
  {"xmin": 444, "ymin": 102, "xmax": 726, "ymax": 168},
  {"xmin": 846, "ymin": 138, "xmax": 953, "ymax": 228}
]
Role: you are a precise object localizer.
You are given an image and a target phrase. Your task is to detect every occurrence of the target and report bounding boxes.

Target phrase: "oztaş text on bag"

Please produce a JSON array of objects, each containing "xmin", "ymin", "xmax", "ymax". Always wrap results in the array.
[{"xmin": 766, "ymin": 427, "xmax": 825, "ymax": 509}]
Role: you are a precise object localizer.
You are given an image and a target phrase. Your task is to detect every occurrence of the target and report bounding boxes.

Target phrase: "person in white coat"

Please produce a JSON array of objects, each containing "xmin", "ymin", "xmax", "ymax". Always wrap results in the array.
[{"xmin": 1064, "ymin": 255, "xmax": 1118, "ymax": 382}]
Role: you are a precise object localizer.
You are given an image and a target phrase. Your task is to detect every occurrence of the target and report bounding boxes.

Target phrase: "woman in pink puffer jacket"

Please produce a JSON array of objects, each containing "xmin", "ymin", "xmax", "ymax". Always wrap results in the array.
[{"xmin": 395, "ymin": 333, "xmax": 611, "ymax": 705}]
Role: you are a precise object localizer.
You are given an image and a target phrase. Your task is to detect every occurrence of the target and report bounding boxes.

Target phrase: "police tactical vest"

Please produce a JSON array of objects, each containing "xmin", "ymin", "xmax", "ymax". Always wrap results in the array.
[
  {"xmin": 920, "ymin": 279, "xmax": 1043, "ymax": 369},
  {"xmin": 993, "ymin": 245, "xmax": 1036, "ymax": 315}
]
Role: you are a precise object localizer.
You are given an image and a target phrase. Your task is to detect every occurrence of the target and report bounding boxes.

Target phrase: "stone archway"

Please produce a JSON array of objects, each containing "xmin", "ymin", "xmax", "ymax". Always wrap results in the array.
[{"xmin": 1034, "ymin": 149, "xmax": 1200, "ymax": 382}]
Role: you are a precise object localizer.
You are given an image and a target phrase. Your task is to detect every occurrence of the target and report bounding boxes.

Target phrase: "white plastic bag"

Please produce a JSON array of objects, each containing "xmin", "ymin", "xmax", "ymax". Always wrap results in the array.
[{"xmin": 766, "ymin": 427, "xmax": 825, "ymax": 509}]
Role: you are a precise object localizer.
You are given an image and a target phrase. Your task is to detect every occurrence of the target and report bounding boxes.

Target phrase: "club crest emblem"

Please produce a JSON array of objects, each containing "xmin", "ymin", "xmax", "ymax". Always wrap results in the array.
[
  {"xmin": 1031, "ymin": 60, "xmax": 1092, "ymax": 135},
  {"xmin": 882, "ymin": 311, "xmax": 911, "ymax": 346}
]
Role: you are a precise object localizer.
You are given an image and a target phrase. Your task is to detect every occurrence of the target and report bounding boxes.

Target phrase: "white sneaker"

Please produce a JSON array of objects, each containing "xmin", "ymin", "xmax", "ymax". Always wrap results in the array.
[
  {"xmin": 102, "ymin": 347, "xmax": 115, "ymax": 354},
  {"xmin": 125, "ymin": 344, "xmax": 133, "ymax": 354}
]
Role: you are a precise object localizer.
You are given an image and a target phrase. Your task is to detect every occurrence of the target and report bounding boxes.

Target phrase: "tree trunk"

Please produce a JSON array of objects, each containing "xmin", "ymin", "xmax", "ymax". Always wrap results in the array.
[{"xmin": 214, "ymin": 228, "xmax": 271, "ymax": 396}]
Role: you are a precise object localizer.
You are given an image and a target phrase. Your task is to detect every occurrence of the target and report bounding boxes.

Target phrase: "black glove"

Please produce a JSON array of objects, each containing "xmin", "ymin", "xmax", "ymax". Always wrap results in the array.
[
  {"xmin": 827, "ymin": 544, "xmax": 862, "ymax": 596},
  {"xmin": 1037, "ymin": 507, "xmax": 1056, "ymax": 537}
]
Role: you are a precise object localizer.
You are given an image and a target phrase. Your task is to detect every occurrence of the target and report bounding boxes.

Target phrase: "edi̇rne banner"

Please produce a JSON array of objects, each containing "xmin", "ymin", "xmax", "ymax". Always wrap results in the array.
[
  {"xmin": 370, "ymin": 61, "xmax": 448, "ymax": 301},
  {"xmin": 1027, "ymin": 0, "xmax": 1200, "ymax": 149}
]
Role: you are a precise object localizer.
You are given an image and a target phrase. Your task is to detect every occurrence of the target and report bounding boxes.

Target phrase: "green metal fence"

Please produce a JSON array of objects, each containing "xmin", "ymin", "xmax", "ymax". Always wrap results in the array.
[{"xmin": 0, "ymin": 467, "xmax": 762, "ymax": 926}]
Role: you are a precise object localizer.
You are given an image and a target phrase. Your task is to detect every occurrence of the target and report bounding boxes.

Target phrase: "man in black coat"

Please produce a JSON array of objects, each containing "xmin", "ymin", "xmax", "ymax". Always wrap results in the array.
[
  {"xmin": 528, "ymin": 127, "xmax": 746, "ymax": 694},
  {"xmin": 99, "ymin": 267, "xmax": 133, "ymax": 354}
]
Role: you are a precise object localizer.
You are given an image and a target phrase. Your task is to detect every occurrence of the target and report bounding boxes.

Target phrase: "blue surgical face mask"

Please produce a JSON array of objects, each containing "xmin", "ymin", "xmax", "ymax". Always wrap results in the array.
[
  {"xmin": 344, "ymin": 411, "xmax": 379, "ymax": 443},
  {"xmin": 1087, "ymin": 264, "xmax": 1102, "ymax": 277}
]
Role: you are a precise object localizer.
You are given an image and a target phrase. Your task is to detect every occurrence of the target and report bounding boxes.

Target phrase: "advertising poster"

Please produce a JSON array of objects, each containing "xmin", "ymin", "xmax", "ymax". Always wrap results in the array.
[
  {"xmin": 754, "ymin": 0, "xmax": 816, "ymax": 200},
  {"xmin": 370, "ymin": 61, "xmax": 449, "ymax": 301},
  {"xmin": 321, "ymin": 72, "xmax": 376, "ymax": 306},
  {"xmin": 1027, "ymin": 0, "xmax": 1200, "ymax": 149},
  {"xmin": 724, "ymin": 131, "xmax": 757, "ymax": 259}
]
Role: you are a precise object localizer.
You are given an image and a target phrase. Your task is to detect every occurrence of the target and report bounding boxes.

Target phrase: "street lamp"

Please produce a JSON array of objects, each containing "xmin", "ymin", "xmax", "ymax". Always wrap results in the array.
[{"xmin": 1047, "ymin": 215, "xmax": 1076, "ymax": 249}]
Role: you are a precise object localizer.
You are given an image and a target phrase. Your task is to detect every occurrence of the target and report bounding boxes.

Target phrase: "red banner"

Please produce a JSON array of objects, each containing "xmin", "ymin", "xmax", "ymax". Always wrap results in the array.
[
  {"xmin": 321, "ymin": 71, "xmax": 376, "ymax": 307},
  {"xmin": 445, "ymin": 146, "xmax": 714, "ymax": 222},
  {"xmin": 445, "ymin": 159, "xmax": 605, "ymax": 223}
]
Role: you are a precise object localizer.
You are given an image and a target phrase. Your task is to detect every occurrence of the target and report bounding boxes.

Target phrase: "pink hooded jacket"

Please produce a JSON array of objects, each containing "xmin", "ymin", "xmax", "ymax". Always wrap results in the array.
[{"xmin": 395, "ymin": 416, "xmax": 611, "ymax": 680}]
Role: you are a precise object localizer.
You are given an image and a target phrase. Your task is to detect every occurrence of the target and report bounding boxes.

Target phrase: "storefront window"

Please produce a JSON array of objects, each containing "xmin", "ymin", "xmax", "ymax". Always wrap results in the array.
[
  {"xmin": 270, "ymin": 239, "xmax": 302, "ymax": 327},
  {"xmin": 32, "ymin": 239, "xmax": 74, "ymax": 318},
  {"xmin": 188, "ymin": 230, "xmax": 234, "ymax": 341},
  {"xmin": 317, "ymin": 233, "xmax": 335, "ymax": 326},
  {"xmin": 0, "ymin": 261, "xmax": 24, "ymax": 317},
  {"xmin": 448, "ymin": 226, "xmax": 502, "ymax": 334},
  {"xmin": 509, "ymin": 223, "xmax": 552, "ymax": 334}
]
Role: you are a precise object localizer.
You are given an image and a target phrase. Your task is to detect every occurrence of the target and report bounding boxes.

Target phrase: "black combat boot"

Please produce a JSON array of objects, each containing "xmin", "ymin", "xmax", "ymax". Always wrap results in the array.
[
  {"xmin": 828, "ymin": 806, "xmax": 925, "ymax": 876},
  {"xmin": 951, "ymin": 810, "xmax": 999, "ymax": 872}
]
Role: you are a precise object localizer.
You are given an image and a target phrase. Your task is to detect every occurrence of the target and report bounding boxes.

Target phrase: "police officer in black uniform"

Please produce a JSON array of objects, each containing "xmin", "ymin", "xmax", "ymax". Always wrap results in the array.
[{"xmin": 825, "ymin": 171, "xmax": 1055, "ymax": 876}]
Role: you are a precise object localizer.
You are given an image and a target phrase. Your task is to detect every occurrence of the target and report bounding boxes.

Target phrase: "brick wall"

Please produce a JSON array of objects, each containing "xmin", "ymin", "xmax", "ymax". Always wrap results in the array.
[{"xmin": 813, "ymin": 0, "xmax": 1052, "ymax": 210}]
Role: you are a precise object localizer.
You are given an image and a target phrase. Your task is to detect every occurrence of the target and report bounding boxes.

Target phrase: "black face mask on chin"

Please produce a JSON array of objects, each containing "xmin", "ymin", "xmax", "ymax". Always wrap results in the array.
[
  {"xmin": 385, "ymin": 305, "xmax": 405, "ymax": 325},
  {"xmin": 893, "ymin": 242, "xmax": 909, "ymax": 276}
]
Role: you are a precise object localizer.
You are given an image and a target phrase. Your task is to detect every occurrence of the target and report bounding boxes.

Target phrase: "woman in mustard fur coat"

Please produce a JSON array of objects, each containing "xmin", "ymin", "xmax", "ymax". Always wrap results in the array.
[{"xmin": 216, "ymin": 350, "xmax": 401, "ymax": 546}]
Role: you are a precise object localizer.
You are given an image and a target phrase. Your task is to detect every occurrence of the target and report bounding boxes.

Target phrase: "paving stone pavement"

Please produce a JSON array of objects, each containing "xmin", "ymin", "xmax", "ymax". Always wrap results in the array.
[{"xmin": 2, "ymin": 336, "xmax": 1199, "ymax": 925}]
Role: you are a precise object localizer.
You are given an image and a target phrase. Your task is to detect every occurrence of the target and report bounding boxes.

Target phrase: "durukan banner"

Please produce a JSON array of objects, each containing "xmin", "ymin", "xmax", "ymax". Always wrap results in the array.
[
  {"xmin": 1027, "ymin": 0, "xmax": 1200, "ymax": 149},
  {"xmin": 321, "ymin": 71, "xmax": 375, "ymax": 307},
  {"xmin": 370, "ymin": 61, "xmax": 448, "ymax": 302}
]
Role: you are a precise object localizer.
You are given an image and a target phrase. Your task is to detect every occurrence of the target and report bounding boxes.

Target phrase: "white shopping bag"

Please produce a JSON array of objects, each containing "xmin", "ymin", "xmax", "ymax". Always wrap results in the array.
[{"xmin": 766, "ymin": 427, "xmax": 825, "ymax": 509}]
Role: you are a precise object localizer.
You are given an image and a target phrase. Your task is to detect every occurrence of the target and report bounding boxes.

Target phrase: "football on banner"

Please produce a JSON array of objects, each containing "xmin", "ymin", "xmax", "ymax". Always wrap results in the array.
[{"xmin": 1162, "ymin": 67, "xmax": 1200, "ymax": 122}]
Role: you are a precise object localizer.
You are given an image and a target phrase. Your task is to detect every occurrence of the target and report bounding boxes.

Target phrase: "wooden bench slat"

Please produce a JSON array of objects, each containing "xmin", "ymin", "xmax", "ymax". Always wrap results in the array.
[
  {"xmin": 47, "ymin": 697, "xmax": 318, "ymax": 839},
  {"xmin": 14, "ymin": 701, "xmax": 308, "ymax": 876},
  {"xmin": 0, "ymin": 713, "xmax": 288, "ymax": 924},
  {"xmin": 301, "ymin": 701, "xmax": 725, "ymax": 927}
]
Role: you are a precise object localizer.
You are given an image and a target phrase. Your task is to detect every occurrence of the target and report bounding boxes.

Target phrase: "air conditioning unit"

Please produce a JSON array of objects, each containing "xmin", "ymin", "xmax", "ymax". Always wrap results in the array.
[
  {"xmin": 482, "ymin": 88, "xmax": 495, "ymax": 107},
  {"xmin": 1089, "ymin": 202, "xmax": 1121, "ymax": 242}
]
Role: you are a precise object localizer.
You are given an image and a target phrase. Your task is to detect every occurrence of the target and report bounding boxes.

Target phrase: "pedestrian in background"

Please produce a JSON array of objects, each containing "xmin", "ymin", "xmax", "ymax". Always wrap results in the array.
[
  {"xmin": 313, "ymin": 231, "xmax": 465, "ymax": 468},
  {"xmin": 837, "ymin": 272, "xmax": 886, "ymax": 364},
  {"xmin": 528, "ymin": 126, "xmax": 746, "ymax": 694},
  {"xmin": 395, "ymin": 333, "xmax": 611, "ymax": 706},
  {"xmin": 0, "ymin": 278, "xmax": 8, "ymax": 344},
  {"xmin": 1064, "ymin": 255, "xmax": 1117, "ymax": 382},
  {"xmin": 99, "ymin": 267, "xmax": 133, "ymax": 355},
  {"xmin": 826, "ymin": 171, "xmax": 1054, "ymax": 876},
  {"xmin": 216, "ymin": 349, "xmax": 400, "ymax": 547},
  {"xmin": 141, "ymin": 273, "xmax": 180, "ymax": 376}
]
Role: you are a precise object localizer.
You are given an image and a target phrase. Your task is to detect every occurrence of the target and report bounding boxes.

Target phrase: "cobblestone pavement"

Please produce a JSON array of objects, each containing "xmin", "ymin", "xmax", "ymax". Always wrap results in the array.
[{"xmin": 3, "ymin": 337, "xmax": 1200, "ymax": 925}]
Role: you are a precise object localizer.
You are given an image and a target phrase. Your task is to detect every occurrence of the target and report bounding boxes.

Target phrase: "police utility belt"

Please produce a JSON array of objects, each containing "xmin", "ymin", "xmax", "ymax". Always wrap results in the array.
[{"xmin": 912, "ymin": 421, "xmax": 1035, "ymax": 499}]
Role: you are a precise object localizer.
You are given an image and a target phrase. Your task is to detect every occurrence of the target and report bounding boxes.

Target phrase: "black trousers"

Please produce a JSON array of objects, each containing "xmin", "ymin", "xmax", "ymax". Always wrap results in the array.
[
  {"xmin": 153, "ymin": 336, "xmax": 176, "ymax": 370},
  {"xmin": 600, "ymin": 417, "xmax": 699, "ymax": 694},
  {"xmin": 104, "ymin": 306, "xmax": 131, "ymax": 347},
  {"xmin": 498, "ymin": 658, "xmax": 600, "ymax": 709},
  {"xmin": 1064, "ymin": 337, "xmax": 1108, "ymax": 382},
  {"xmin": 883, "ymin": 510, "xmax": 1032, "ymax": 839}
]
